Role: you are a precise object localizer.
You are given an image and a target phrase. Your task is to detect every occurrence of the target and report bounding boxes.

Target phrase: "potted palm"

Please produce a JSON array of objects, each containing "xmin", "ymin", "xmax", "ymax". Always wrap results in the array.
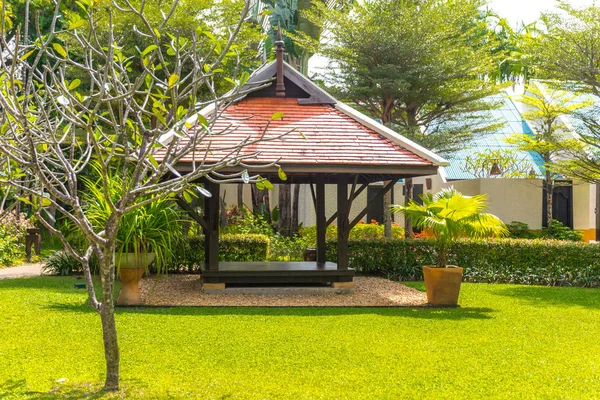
[
  {"xmin": 84, "ymin": 167, "xmax": 182, "ymax": 305},
  {"xmin": 392, "ymin": 188, "xmax": 508, "ymax": 306}
]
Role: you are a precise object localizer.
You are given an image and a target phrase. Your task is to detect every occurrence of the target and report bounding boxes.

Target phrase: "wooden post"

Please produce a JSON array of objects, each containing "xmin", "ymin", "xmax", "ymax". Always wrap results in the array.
[
  {"xmin": 337, "ymin": 175, "xmax": 350, "ymax": 270},
  {"xmin": 315, "ymin": 176, "xmax": 326, "ymax": 267},
  {"xmin": 204, "ymin": 181, "xmax": 220, "ymax": 271}
]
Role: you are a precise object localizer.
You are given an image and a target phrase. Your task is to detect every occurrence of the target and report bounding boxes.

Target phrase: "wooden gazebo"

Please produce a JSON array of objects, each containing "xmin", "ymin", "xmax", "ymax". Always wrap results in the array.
[{"xmin": 160, "ymin": 37, "xmax": 447, "ymax": 290}]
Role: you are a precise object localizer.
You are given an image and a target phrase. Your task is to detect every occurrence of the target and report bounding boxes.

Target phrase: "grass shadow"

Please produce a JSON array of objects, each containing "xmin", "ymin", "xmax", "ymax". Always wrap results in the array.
[
  {"xmin": 496, "ymin": 285, "xmax": 600, "ymax": 310},
  {"xmin": 45, "ymin": 302, "xmax": 495, "ymax": 320},
  {"xmin": 1, "ymin": 379, "xmax": 143, "ymax": 399}
]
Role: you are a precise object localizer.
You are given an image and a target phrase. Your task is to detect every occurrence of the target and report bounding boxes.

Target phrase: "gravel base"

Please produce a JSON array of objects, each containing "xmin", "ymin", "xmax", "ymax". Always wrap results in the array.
[{"xmin": 139, "ymin": 275, "xmax": 427, "ymax": 307}]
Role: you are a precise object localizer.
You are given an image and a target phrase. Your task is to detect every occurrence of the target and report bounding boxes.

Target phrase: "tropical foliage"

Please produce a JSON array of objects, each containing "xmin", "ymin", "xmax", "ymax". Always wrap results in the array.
[
  {"xmin": 392, "ymin": 188, "xmax": 508, "ymax": 268},
  {"xmin": 82, "ymin": 165, "xmax": 183, "ymax": 272}
]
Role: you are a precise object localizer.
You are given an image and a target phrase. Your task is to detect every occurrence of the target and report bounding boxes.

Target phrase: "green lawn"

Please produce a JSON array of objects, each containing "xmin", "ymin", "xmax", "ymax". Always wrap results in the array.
[{"xmin": 1, "ymin": 278, "xmax": 599, "ymax": 399}]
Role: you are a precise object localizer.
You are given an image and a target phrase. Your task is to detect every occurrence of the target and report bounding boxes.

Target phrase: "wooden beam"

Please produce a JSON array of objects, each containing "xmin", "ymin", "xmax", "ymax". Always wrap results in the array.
[
  {"xmin": 325, "ymin": 183, "xmax": 368, "ymax": 227},
  {"xmin": 309, "ymin": 183, "xmax": 317, "ymax": 211},
  {"xmin": 349, "ymin": 180, "xmax": 396, "ymax": 230},
  {"xmin": 204, "ymin": 181, "xmax": 220, "ymax": 271},
  {"xmin": 337, "ymin": 175, "xmax": 350, "ymax": 270},
  {"xmin": 176, "ymin": 197, "xmax": 209, "ymax": 232},
  {"xmin": 315, "ymin": 176, "xmax": 326, "ymax": 267}
]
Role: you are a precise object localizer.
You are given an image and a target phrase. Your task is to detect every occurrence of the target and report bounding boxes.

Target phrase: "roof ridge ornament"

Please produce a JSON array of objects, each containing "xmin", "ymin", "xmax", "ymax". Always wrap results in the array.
[{"xmin": 275, "ymin": 25, "xmax": 286, "ymax": 97}]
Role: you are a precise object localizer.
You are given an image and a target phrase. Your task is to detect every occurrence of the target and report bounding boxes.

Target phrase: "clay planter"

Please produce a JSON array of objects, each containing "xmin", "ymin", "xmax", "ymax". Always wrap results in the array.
[
  {"xmin": 422, "ymin": 265, "xmax": 463, "ymax": 306},
  {"xmin": 116, "ymin": 253, "xmax": 155, "ymax": 306}
]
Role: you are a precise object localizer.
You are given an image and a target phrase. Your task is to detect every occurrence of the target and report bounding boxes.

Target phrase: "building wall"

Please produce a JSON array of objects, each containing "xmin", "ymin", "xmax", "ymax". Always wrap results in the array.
[
  {"xmin": 573, "ymin": 182, "xmax": 597, "ymax": 241},
  {"xmin": 220, "ymin": 178, "xmax": 598, "ymax": 241}
]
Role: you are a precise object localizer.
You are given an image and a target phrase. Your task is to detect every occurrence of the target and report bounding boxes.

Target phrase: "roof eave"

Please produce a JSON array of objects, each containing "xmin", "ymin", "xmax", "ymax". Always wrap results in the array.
[{"xmin": 334, "ymin": 101, "xmax": 450, "ymax": 167}]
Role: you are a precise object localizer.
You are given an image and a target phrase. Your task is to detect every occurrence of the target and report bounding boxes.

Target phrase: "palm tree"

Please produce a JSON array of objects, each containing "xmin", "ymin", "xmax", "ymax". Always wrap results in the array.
[{"xmin": 392, "ymin": 188, "xmax": 508, "ymax": 268}]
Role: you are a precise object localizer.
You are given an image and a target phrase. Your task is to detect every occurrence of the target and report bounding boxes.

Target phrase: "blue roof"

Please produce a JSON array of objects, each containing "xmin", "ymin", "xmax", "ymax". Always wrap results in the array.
[{"xmin": 444, "ymin": 95, "xmax": 545, "ymax": 180}]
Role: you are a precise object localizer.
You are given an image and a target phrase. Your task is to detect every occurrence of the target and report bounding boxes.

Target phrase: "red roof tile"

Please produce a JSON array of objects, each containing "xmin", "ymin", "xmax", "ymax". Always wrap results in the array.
[{"xmin": 156, "ymin": 97, "xmax": 434, "ymax": 168}]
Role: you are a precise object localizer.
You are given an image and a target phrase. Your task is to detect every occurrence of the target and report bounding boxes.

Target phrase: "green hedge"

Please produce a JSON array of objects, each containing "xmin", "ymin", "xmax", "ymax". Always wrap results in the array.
[
  {"xmin": 326, "ymin": 239, "xmax": 600, "ymax": 287},
  {"xmin": 168, "ymin": 234, "xmax": 270, "ymax": 272},
  {"xmin": 301, "ymin": 223, "xmax": 404, "ymax": 243}
]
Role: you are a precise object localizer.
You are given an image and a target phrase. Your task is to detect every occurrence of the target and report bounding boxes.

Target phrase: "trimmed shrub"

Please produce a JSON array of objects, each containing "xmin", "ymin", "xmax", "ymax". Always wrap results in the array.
[
  {"xmin": 301, "ymin": 223, "xmax": 404, "ymax": 244},
  {"xmin": 169, "ymin": 233, "xmax": 270, "ymax": 272},
  {"xmin": 326, "ymin": 238, "xmax": 600, "ymax": 287},
  {"xmin": 541, "ymin": 221, "xmax": 584, "ymax": 242}
]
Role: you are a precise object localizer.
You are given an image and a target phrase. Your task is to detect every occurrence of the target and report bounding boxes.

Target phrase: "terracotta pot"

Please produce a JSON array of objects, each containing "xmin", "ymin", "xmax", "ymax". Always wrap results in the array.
[
  {"xmin": 422, "ymin": 265, "xmax": 463, "ymax": 306},
  {"xmin": 116, "ymin": 253, "xmax": 155, "ymax": 306}
]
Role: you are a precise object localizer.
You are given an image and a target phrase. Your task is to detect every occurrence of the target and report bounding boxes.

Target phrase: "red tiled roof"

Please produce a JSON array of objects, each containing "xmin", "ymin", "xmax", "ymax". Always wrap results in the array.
[{"xmin": 157, "ymin": 97, "xmax": 434, "ymax": 167}]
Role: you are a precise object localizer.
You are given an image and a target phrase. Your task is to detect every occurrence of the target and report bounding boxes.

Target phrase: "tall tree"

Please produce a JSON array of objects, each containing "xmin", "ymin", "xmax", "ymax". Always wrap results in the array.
[
  {"xmin": 302, "ymin": 0, "xmax": 507, "ymax": 237},
  {"xmin": 507, "ymin": 84, "xmax": 590, "ymax": 228},
  {"xmin": 525, "ymin": 2, "xmax": 600, "ymax": 183},
  {"xmin": 0, "ymin": 0, "xmax": 278, "ymax": 390}
]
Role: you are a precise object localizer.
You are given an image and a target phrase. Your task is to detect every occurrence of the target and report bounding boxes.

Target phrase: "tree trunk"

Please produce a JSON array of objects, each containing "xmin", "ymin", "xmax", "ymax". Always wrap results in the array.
[
  {"xmin": 404, "ymin": 178, "xmax": 413, "ymax": 238},
  {"xmin": 546, "ymin": 173, "xmax": 554, "ymax": 230},
  {"xmin": 237, "ymin": 184, "xmax": 243, "ymax": 209},
  {"xmin": 220, "ymin": 195, "xmax": 228, "ymax": 229},
  {"xmin": 99, "ymin": 252, "xmax": 120, "ymax": 391},
  {"xmin": 383, "ymin": 181, "xmax": 393, "ymax": 238},
  {"xmin": 251, "ymin": 185, "xmax": 271, "ymax": 221},
  {"xmin": 291, "ymin": 184, "xmax": 300, "ymax": 235},
  {"xmin": 278, "ymin": 185, "xmax": 292, "ymax": 237}
]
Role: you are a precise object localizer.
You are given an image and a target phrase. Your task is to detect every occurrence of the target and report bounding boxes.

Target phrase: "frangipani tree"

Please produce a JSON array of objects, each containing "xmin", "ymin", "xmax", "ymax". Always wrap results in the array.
[
  {"xmin": 507, "ymin": 84, "xmax": 591, "ymax": 228},
  {"xmin": 392, "ymin": 188, "xmax": 508, "ymax": 268},
  {"xmin": 0, "ymin": 0, "xmax": 286, "ymax": 391}
]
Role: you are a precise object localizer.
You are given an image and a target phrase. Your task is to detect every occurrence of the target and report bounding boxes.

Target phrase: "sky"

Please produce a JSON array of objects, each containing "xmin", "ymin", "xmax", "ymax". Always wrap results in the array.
[{"xmin": 488, "ymin": 0, "xmax": 596, "ymax": 27}]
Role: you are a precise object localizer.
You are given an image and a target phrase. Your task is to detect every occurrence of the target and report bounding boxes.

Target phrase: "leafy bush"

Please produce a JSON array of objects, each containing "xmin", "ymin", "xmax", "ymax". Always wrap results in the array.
[
  {"xmin": 168, "ymin": 234, "xmax": 270, "ymax": 272},
  {"xmin": 42, "ymin": 251, "xmax": 83, "ymax": 276},
  {"xmin": 300, "ymin": 222, "xmax": 404, "ymax": 244},
  {"xmin": 224, "ymin": 207, "xmax": 274, "ymax": 236},
  {"xmin": 541, "ymin": 221, "xmax": 584, "ymax": 242},
  {"xmin": 0, "ymin": 214, "xmax": 33, "ymax": 267},
  {"xmin": 507, "ymin": 221, "xmax": 537, "ymax": 239},
  {"xmin": 325, "ymin": 238, "xmax": 600, "ymax": 287},
  {"xmin": 268, "ymin": 234, "xmax": 312, "ymax": 261}
]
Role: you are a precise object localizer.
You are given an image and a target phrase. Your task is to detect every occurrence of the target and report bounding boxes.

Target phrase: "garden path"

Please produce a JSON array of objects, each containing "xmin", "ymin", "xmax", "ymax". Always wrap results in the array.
[{"xmin": 0, "ymin": 263, "xmax": 44, "ymax": 279}]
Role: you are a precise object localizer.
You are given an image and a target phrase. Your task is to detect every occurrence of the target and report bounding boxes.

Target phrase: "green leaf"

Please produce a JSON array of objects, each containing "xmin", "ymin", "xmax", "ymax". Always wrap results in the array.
[
  {"xmin": 68, "ymin": 79, "xmax": 81, "ymax": 90},
  {"xmin": 168, "ymin": 74, "xmax": 179, "ymax": 88},
  {"xmin": 19, "ymin": 50, "xmax": 35, "ymax": 61},
  {"xmin": 52, "ymin": 43, "xmax": 67, "ymax": 58},
  {"xmin": 153, "ymin": 28, "xmax": 161, "ymax": 39},
  {"xmin": 153, "ymin": 108, "xmax": 167, "ymax": 127},
  {"xmin": 197, "ymin": 114, "xmax": 209, "ymax": 128},
  {"xmin": 263, "ymin": 180, "xmax": 274, "ymax": 190},
  {"xmin": 148, "ymin": 154, "xmax": 159, "ymax": 169},
  {"xmin": 256, "ymin": 181, "xmax": 265, "ymax": 190},
  {"xmin": 278, "ymin": 167, "xmax": 287, "ymax": 181},
  {"xmin": 68, "ymin": 19, "xmax": 87, "ymax": 30},
  {"xmin": 141, "ymin": 44, "xmax": 158, "ymax": 57},
  {"xmin": 17, "ymin": 197, "xmax": 32, "ymax": 206},
  {"xmin": 298, "ymin": 131, "xmax": 308, "ymax": 140},
  {"xmin": 183, "ymin": 191, "xmax": 192, "ymax": 203},
  {"xmin": 167, "ymin": 48, "xmax": 176, "ymax": 56},
  {"xmin": 271, "ymin": 112, "xmax": 284, "ymax": 120}
]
